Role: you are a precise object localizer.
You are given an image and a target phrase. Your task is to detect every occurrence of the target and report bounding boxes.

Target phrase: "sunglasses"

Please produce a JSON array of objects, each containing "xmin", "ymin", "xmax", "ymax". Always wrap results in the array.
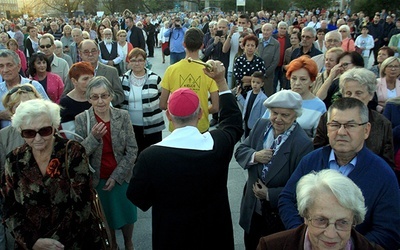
[
  {"xmin": 21, "ymin": 126, "xmax": 53, "ymax": 138},
  {"xmin": 7, "ymin": 85, "xmax": 34, "ymax": 96},
  {"xmin": 39, "ymin": 44, "xmax": 52, "ymax": 49}
]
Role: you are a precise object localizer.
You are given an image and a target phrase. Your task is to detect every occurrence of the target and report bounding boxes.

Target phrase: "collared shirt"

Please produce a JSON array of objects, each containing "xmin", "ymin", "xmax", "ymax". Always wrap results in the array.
[
  {"xmin": 328, "ymin": 149, "xmax": 357, "ymax": 176},
  {"xmin": 262, "ymin": 37, "xmax": 271, "ymax": 47},
  {"xmin": 155, "ymin": 126, "xmax": 214, "ymax": 150},
  {"xmin": 99, "ymin": 42, "xmax": 124, "ymax": 65}
]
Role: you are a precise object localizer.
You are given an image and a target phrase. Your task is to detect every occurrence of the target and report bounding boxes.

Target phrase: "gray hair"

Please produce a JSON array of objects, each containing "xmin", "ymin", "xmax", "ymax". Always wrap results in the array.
[
  {"xmin": 277, "ymin": 21, "xmax": 288, "ymax": 28},
  {"xmin": 209, "ymin": 21, "xmax": 217, "ymax": 28},
  {"xmin": 169, "ymin": 105, "xmax": 201, "ymax": 125},
  {"xmin": 296, "ymin": 169, "xmax": 366, "ymax": 225},
  {"xmin": 12, "ymin": 99, "xmax": 61, "ymax": 130},
  {"xmin": 85, "ymin": 76, "xmax": 115, "ymax": 100},
  {"xmin": 380, "ymin": 56, "xmax": 400, "ymax": 78},
  {"xmin": 0, "ymin": 49, "xmax": 20, "ymax": 65},
  {"xmin": 325, "ymin": 30, "xmax": 342, "ymax": 42},
  {"xmin": 338, "ymin": 24, "xmax": 350, "ymax": 33},
  {"xmin": 302, "ymin": 26, "xmax": 317, "ymax": 37},
  {"xmin": 327, "ymin": 97, "xmax": 369, "ymax": 123},
  {"xmin": 339, "ymin": 68, "xmax": 377, "ymax": 96}
]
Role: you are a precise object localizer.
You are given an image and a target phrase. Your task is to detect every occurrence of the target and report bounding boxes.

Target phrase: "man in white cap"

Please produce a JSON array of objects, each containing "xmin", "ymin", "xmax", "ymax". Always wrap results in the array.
[{"xmin": 127, "ymin": 60, "xmax": 243, "ymax": 250}]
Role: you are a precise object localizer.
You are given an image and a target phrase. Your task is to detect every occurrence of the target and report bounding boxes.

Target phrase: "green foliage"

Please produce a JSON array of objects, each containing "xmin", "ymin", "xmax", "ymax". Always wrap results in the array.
[
  {"xmin": 352, "ymin": 0, "xmax": 398, "ymax": 16},
  {"xmin": 291, "ymin": 0, "xmax": 332, "ymax": 10},
  {"xmin": 221, "ymin": 0, "xmax": 290, "ymax": 13}
]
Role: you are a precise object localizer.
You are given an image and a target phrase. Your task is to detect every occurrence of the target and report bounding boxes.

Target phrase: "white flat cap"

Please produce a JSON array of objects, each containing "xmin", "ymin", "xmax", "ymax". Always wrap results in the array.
[{"xmin": 263, "ymin": 90, "xmax": 302, "ymax": 110}]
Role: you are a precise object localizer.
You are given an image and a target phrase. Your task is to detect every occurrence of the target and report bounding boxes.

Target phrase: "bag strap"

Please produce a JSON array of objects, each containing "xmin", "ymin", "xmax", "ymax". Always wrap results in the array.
[
  {"xmin": 168, "ymin": 29, "xmax": 173, "ymax": 49},
  {"xmin": 85, "ymin": 110, "xmax": 90, "ymax": 135}
]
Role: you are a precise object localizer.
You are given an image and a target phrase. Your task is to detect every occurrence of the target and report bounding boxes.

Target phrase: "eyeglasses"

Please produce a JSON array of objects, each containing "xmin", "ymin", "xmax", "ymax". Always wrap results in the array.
[
  {"xmin": 39, "ymin": 44, "xmax": 52, "ymax": 49},
  {"xmin": 21, "ymin": 126, "xmax": 53, "ymax": 138},
  {"xmin": 104, "ymin": 33, "xmax": 112, "ymax": 36},
  {"xmin": 7, "ymin": 85, "xmax": 34, "ymax": 96},
  {"xmin": 326, "ymin": 122, "xmax": 368, "ymax": 131},
  {"xmin": 89, "ymin": 93, "xmax": 111, "ymax": 100},
  {"xmin": 301, "ymin": 35, "xmax": 313, "ymax": 39},
  {"xmin": 386, "ymin": 65, "xmax": 400, "ymax": 69},
  {"xmin": 325, "ymin": 39, "xmax": 340, "ymax": 43},
  {"xmin": 119, "ymin": 35, "xmax": 127, "ymax": 37},
  {"xmin": 308, "ymin": 218, "xmax": 353, "ymax": 231},
  {"xmin": 81, "ymin": 49, "xmax": 98, "ymax": 55},
  {"xmin": 129, "ymin": 59, "xmax": 145, "ymax": 63},
  {"xmin": 341, "ymin": 62, "xmax": 353, "ymax": 68},
  {"xmin": 339, "ymin": 30, "xmax": 347, "ymax": 32}
]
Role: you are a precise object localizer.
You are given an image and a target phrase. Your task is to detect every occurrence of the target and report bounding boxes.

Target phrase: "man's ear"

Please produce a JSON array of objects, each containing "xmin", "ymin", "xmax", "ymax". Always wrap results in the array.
[{"xmin": 166, "ymin": 110, "xmax": 173, "ymax": 121}]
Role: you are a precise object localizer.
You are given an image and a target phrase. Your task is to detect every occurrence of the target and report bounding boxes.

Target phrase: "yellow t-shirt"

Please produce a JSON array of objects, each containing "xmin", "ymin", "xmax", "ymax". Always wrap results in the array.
[{"xmin": 161, "ymin": 59, "xmax": 218, "ymax": 133}]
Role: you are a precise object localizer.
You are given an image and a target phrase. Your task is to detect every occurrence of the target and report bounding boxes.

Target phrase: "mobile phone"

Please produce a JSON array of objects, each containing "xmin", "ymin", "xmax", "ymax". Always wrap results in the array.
[
  {"xmin": 216, "ymin": 30, "xmax": 223, "ymax": 36},
  {"xmin": 238, "ymin": 26, "xmax": 243, "ymax": 33}
]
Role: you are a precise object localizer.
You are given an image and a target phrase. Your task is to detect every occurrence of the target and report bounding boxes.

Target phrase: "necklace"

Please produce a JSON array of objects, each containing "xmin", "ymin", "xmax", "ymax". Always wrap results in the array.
[{"xmin": 130, "ymin": 72, "xmax": 147, "ymax": 87}]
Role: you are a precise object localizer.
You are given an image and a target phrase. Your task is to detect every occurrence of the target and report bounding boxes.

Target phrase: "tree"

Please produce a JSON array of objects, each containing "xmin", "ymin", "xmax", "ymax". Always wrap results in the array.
[
  {"xmin": 352, "ymin": 0, "xmax": 398, "ymax": 16},
  {"xmin": 291, "ymin": 0, "xmax": 331, "ymax": 11},
  {"xmin": 39, "ymin": 0, "xmax": 82, "ymax": 17}
]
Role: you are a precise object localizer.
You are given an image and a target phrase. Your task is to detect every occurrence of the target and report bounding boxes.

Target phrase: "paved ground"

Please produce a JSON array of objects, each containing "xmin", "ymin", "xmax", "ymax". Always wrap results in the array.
[
  {"xmin": 114, "ymin": 45, "xmax": 376, "ymax": 249},
  {"xmin": 115, "ymin": 47, "xmax": 247, "ymax": 249}
]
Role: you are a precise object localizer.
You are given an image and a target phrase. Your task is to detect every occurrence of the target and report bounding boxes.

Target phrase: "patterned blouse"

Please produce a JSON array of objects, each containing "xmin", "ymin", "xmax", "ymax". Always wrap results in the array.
[
  {"xmin": 1, "ymin": 135, "xmax": 103, "ymax": 249},
  {"xmin": 233, "ymin": 54, "xmax": 266, "ymax": 90}
]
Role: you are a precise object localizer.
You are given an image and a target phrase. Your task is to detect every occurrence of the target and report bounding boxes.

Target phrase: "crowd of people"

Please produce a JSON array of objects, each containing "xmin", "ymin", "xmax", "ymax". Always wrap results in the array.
[{"xmin": 0, "ymin": 6, "xmax": 398, "ymax": 250}]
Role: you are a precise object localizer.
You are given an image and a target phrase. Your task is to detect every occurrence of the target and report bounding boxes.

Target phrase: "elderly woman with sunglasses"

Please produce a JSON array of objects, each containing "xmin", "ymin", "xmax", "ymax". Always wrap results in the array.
[
  {"xmin": 75, "ymin": 76, "xmax": 138, "ymax": 250},
  {"xmin": 257, "ymin": 169, "xmax": 384, "ymax": 250},
  {"xmin": 1, "ymin": 99, "xmax": 104, "ymax": 249}
]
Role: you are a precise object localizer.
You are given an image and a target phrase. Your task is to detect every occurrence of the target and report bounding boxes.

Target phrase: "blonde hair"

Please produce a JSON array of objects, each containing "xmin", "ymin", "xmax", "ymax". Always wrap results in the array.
[
  {"xmin": 380, "ymin": 56, "xmax": 400, "ymax": 78},
  {"xmin": 2, "ymin": 84, "xmax": 42, "ymax": 113}
]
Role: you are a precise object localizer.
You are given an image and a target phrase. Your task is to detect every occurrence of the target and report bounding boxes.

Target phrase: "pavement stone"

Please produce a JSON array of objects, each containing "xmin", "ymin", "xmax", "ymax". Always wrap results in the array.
[{"xmin": 116, "ymin": 47, "xmax": 247, "ymax": 249}]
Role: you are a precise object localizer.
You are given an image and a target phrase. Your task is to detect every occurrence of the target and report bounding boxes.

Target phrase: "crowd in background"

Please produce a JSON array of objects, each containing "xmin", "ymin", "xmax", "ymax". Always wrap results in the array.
[{"xmin": 0, "ymin": 6, "xmax": 398, "ymax": 250}]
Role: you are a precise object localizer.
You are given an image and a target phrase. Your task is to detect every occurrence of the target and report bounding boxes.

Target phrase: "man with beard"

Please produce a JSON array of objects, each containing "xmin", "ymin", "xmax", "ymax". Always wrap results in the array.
[{"xmin": 98, "ymin": 28, "xmax": 124, "ymax": 76}]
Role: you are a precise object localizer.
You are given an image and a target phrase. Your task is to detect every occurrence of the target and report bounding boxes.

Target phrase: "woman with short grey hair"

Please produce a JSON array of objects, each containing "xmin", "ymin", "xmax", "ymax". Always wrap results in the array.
[
  {"xmin": 257, "ymin": 169, "xmax": 383, "ymax": 249},
  {"xmin": 75, "ymin": 76, "xmax": 138, "ymax": 249},
  {"xmin": 235, "ymin": 90, "xmax": 313, "ymax": 249}
]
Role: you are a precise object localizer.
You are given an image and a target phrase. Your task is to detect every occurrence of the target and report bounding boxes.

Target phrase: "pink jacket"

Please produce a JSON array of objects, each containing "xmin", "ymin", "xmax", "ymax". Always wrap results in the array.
[
  {"xmin": 16, "ymin": 49, "xmax": 27, "ymax": 75},
  {"xmin": 32, "ymin": 72, "xmax": 64, "ymax": 103},
  {"xmin": 341, "ymin": 37, "xmax": 355, "ymax": 52},
  {"xmin": 376, "ymin": 77, "xmax": 400, "ymax": 113}
]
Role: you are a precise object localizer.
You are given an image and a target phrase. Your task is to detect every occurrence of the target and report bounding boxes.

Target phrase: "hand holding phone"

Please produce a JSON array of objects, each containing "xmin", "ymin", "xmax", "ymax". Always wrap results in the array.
[{"xmin": 238, "ymin": 26, "xmax": 243, "ymax": 33}]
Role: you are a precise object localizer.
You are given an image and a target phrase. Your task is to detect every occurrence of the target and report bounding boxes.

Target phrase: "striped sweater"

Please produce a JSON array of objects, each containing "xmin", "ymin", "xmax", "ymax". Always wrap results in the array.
[{"xmin": 120, "ymin": 69, "xmax": 165, "ymax": 134}]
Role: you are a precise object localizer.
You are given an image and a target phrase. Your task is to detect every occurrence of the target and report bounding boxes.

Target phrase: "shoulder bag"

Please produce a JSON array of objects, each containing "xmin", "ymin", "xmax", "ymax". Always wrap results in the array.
[
  {"xmin": 63, "ymin": 110, "xmax": 112, "ymax": 249},
  {"xmin": 163, "ymin": 30, "xmax": 173, "ymax": 56}
]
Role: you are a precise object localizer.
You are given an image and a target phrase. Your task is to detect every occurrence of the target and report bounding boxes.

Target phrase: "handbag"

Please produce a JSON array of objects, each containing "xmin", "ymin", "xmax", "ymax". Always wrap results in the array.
[
  {"xmin": 65, "ymin": 140, "xmax": 112, "ymax": 250},
  {"xmin": 355, "ymin": 46, "xmax": 362, "ymax": 54},
  {"xmin": 163, "ymin": 45, "xmax": 170, "ymax": 56},
  {"xmin": 163, "ymin": 30, "xmax": 173, "ymax": 56},
  {"xmin": 260, "ymin": 200, "xmax": 285, "ymax": 235}
]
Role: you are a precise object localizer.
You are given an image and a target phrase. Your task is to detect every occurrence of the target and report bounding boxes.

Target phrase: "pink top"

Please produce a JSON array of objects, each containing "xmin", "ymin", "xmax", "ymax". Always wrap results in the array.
[
  {"xmin": 16, "ymin": 49, "xmax": 27, "ymax": 75},
  {"xmin": 32, "ymin": 72, "xmax": 64, "ymax": 103},
  {"xmin": 376, "ymin": 77, "xmax": 400, "ymax": 113},
  {"xmin": 341, "ymin": 37, "xmax": 355, "ymax": 52}
]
